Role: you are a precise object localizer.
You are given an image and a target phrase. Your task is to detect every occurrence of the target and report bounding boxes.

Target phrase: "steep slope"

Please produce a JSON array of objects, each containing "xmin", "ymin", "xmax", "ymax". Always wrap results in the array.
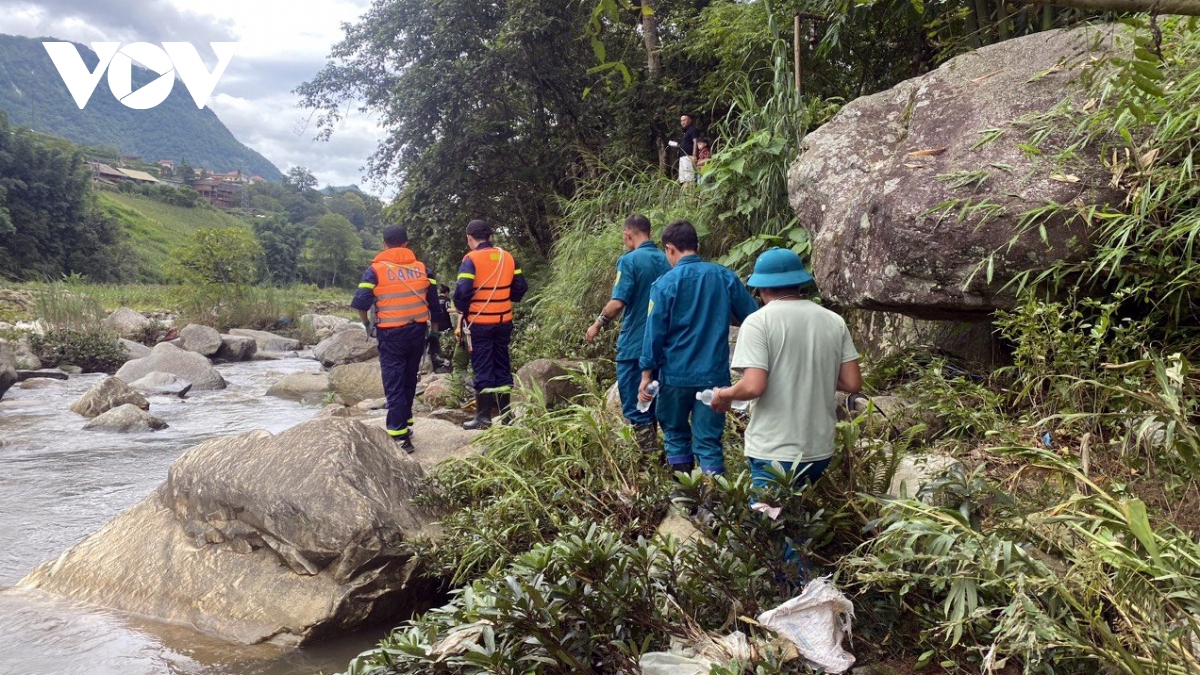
[{"xmin": 0, "ymin": 34, "xmax": 282, "ymax": 181}]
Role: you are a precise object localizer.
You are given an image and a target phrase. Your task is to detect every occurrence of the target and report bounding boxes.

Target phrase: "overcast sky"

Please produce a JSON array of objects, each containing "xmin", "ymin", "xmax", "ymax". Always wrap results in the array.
[{"xmin": 0, "ymin": 0, "xmax": 386, "ymax": 195}]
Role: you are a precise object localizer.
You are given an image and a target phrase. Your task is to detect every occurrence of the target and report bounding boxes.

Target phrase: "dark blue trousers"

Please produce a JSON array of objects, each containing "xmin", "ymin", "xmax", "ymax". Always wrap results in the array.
[
  {"xmin": 617, "ymin": 359, "xmax": 653, "ymax": 425},
  {"xmin": 657, "ymin": 383, "xmax": 726, "ymax": 474},
  {"xmin": 378, "ymin": 323, "xmax": 427, "ymax": 438},
  {"xmin": 469, "ymin": 322, "xmax": 514, "ymax": 392}
]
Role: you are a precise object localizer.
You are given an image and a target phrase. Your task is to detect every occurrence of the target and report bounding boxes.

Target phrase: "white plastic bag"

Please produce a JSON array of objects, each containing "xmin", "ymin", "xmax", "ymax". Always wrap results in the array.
[
  {"xmin": 638, "ymin": 652, "xmax": 715, "ymax": 675},
  {"xmin": 757, "ymin": 576, "xmax": 856, "ymax": 673}
]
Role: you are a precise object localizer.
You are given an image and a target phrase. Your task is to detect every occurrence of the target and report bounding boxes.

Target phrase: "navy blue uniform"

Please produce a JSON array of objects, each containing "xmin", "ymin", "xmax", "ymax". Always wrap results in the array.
[
  {"xmin": 351, "ymin": 256, "xmax": 439, "ymax": 440},
  {"xmin": 612, "ymin": 241, "xmax": 671, "ymax": 425},
  {"xmin": 640, "ymin": 254, "xmax": 758, "ymax": 473},
  {"xmin": 454, "ymin": 243, "xmax": 528, "ymax": 392}
]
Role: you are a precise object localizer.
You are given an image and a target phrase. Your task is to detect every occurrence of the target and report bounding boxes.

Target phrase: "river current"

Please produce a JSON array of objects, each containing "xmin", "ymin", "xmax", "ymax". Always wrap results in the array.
[{"xmin": 0, "ymin": 356, "xmax": 385, "ymax": 675}]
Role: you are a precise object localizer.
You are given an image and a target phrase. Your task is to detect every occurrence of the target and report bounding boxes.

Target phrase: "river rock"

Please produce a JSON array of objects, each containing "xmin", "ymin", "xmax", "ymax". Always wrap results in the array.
[
  {"xmin": 299, "ymin": 314, "xmax": 352, "ymax": 345},
  {"xmin": 229, "ymin": 329, "xmax": 301, "ymax": 354},
  {"xmin": 515, "ymin": 359, "xmax": 587, "ymax": 409},
  {"xmin": 0, "ymin": 342, "xmax": 18, "ymax": 401},
  {"xmin": 328, "ymin": 360, "xmax": 384, "ymax": 406},
  {"xmin": 419, "ymin": 375, "xmax": 455, "ymax": 408},
  {"xmin": 12, "ymin": 339, "xmax": 41, "ymax": 370},
  {"xmin": 20, "ymin": 377, "xmax": 65, "ymax": 389},
  {"xmin": 266, "ymin": 373, "xmax": 331, "ymax": 401},
  {"xmin": 312, "ymin": 329, "xmax": 378, "ymax": 368},
  {"xmin": 179, "ymin": 324, "xmax": 223, "ymax": 357},
  {"xmin": 83, "ymin": 403, "xmax": 168, "ymax": 432},
  {"xmin": 789, "ymin": 26, "xmax": 1122, "ymax": 320},
  {"xmin": 216, "ymin": 334, "xmax": 258, "ymax": 362},
  {"xmin": 115, "ymin": 343, "xmax": 227, "ymax": 391},
  {"xmin": 70, "ymin": 377, "xmax": 150, "ymax": 418},
  {"xmin": 119, "ymin": 338, "xmax": 152, "ymax": 361},
  {"xmin": 364, "ymin": 416, "xmax": 483, "ymax": 470},
  {"xmin": 128, "ymin": 372, "xmax": 193, "ymax": 397},
  {"xmin": 19, "ymin": 418, "xmax": 440, "ymax": 646},
  {"xmin": 103, "ymin": 307, "xmax": 153, "ymax": 339}
]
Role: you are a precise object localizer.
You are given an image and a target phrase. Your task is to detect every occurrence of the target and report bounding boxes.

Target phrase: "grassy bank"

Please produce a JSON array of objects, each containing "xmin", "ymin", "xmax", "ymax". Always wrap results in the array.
[{"xmin": 97, "ymin": 192, "xmax": 249, "ymax": 283}]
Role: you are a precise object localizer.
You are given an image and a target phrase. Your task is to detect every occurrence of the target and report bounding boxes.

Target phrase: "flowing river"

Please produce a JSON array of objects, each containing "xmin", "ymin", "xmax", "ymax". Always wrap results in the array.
[{"xmin": 0, "ymin": 356, "xmax": 385, "ymax": 675}]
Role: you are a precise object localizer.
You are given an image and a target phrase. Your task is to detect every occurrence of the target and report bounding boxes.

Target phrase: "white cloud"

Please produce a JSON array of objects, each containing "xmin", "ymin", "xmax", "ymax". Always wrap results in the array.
[{"xmin": 0, "ymin": 0, "xmax": 389, "ymax": 195}]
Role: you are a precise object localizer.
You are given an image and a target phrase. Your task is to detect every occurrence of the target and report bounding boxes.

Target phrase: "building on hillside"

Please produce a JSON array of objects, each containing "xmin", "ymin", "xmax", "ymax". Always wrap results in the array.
[
  {"xmin": 88, "ymin": 162, "xmax": 127, "ymax": 185},
  {"xmin": 193, "ymin": 177, "xmax": 243, "ymax": 209},
  {"xmin": 156, "ymin": 159, "xmax": 175, "ymax": 169},
  {"xmin": 116, "ymin": 168, "xmax": 159, "ymax": 184}
]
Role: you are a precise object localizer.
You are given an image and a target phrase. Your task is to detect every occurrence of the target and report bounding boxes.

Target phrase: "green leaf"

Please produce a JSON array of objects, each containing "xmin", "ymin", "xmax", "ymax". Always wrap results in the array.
[{"xmin": 1123, "ymin": 498, "xmax": 1160, "ymax": 560}]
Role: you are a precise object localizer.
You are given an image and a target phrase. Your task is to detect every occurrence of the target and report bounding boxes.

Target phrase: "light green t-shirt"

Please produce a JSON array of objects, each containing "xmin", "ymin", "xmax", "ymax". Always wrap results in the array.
[{"xmin": 730, "ymin": 299, "xmax": 859, "ymax": 464}]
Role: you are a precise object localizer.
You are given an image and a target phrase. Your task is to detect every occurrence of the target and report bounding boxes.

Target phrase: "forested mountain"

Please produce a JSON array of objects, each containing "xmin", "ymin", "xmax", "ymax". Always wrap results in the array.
[{"xmin": 0, "ymin": 34, "xmax": 281, "ymax": 181}]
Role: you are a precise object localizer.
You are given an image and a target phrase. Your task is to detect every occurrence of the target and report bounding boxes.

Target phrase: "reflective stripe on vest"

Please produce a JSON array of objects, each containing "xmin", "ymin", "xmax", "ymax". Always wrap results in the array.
[
  {"xmin": 465, "ymin": 248, "xmax": 515, "ymax": 325},
  {"xmin": 370, "ymin": 260, "xmax": 430, "ymax": 328}
]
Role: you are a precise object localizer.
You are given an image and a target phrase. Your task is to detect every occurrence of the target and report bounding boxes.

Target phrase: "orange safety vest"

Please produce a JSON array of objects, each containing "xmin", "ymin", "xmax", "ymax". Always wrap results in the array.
[
  {"xmin": 369, "ymin": 247, "xmax": 430, "ymax": 329},
  {"xmin": 464, "ymin": 247, "xmax": 515, "ymax": 325}
]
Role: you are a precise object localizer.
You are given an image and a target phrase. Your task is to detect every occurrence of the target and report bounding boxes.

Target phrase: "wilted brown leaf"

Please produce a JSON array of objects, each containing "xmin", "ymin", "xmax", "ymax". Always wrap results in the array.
[{"xmin": 907, "ymin": 147, "xmax": 947, "ymax": 157}]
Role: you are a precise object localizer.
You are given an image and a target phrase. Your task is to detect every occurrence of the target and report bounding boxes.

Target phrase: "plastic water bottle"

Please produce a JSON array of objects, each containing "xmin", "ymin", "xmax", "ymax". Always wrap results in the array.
[
  {"xmin": 637, "ymin": 380, "xmax": 659, "ymax": 413},
  {"xmin": 696, "ymin": 388, "xmax": 749, "ymax": 411}
]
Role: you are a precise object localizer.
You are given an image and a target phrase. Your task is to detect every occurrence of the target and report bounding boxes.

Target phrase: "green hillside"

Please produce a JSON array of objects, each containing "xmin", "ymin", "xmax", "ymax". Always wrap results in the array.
[
  {"xmin": 98, "ymin": 191, "xmax": 249, "ymax": 282},
  {"xmin": 0, "ymin": 34, "xmax": 282, "ymax": 181}
]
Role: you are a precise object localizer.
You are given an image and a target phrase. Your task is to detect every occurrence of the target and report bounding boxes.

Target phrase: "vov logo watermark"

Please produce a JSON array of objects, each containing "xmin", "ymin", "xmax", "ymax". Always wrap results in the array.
[{"xmin": 42, "ymin": 42, "xmax": 238, "ymax": 110}]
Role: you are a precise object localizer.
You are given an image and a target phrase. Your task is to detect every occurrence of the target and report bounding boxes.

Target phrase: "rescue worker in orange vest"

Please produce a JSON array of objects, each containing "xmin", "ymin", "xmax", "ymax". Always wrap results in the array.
[
  {"xmin": 351, "ymin": 225, "xmax": 440, "ymax": 452},
  {"xmin": 454, "ymin": 219, "xmax": 528, "ymax": 430}
]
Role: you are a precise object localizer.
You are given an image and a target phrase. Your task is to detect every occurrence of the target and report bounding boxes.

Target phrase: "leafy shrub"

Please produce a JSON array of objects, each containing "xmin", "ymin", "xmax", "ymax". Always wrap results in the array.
[
  {"xmin": 844, "ymin": 446, "xmax": 1200, "ymax": 674},
  {"xmin": 29, "ymin": 328, "xmax": 125, "ymax": 373}
]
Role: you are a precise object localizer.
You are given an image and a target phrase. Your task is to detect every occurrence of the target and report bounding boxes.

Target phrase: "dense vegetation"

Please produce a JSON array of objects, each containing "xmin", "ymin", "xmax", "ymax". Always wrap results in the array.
[
  {"xmin": 310, "ymin": 0, "xmax": 1200, "ymax": 673},
  {"xmin": 0, "ymin": 33, "xmax": 282, "ymax": 181}
]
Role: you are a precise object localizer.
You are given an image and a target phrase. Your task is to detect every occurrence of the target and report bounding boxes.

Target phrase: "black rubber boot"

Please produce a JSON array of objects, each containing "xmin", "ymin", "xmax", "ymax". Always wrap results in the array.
[
  {"xmin": 463, "ymin": 393, "xmax": 494, "ymax": 430},
  {"xmin": 495, "ymin": 392, "xmax": 511, "ymax": 423}
]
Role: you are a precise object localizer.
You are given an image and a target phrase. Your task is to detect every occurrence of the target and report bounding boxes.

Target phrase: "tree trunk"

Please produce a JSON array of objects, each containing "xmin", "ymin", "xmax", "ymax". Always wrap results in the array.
[
  {"xmin": 641, "ymin": 0, "xmax": 662, "ymax": 77},
  {"xmin": 1025, "ymin": 0, "xmax": 1200, "ymax": 14}
]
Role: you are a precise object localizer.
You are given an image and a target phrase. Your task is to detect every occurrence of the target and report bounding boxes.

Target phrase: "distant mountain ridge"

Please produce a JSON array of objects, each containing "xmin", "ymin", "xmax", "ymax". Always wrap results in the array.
[{"xmin": 0, "ymin": 34, "xmax": 281, "ymax": 181}]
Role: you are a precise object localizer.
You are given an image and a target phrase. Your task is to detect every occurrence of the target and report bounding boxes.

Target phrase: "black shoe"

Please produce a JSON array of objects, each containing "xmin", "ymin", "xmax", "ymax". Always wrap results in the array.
[
  {"xmin": 462, "ymin": 415, "xmax": 492, "ymax": 430},
  {"xmin": 398, "ymin": 437, "xmax": 414, "ymax": 454},
  {"xmin": 495, "ymin": 392, "xmax": 511, "ymax": 424}
]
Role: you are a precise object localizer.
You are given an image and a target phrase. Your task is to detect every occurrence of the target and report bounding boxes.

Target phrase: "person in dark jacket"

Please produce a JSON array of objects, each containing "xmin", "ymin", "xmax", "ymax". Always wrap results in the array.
[
  {"xmin": 586, "ymin": 214, "xmax": 672, "ymax": 455},
  {"xmin": 351, "ymin": 226, "xmax": 439, "ymax": 452},
  {"xmin": 426, "ymin": 283, "xmax": 452, "ymax": 373},
  {"xmin": 454, "ymin": 219, "xmax": 528, "ymax": 429},
  {"xmin": 638, "ymin": 220, "xmax": 758, "ymax": 476}
]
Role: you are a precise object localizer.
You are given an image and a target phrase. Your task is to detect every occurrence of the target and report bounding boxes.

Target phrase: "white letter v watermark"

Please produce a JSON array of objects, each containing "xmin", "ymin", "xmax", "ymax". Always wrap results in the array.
[{"xmin": 43, "ymin": 42, "xmax": 121, "ymax": 109}]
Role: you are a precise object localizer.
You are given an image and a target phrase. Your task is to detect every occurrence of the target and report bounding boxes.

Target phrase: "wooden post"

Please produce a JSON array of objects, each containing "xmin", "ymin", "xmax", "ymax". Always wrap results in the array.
[{"xmin": 793, "ymin": 13, "xmax": 803, "ymax": 99}]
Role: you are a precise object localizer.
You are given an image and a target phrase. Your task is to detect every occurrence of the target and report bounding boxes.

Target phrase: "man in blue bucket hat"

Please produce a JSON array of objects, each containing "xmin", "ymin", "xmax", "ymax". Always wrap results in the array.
[{"xmin": 709, "ymin": 247, "xmax": 862, "ymax": 490}]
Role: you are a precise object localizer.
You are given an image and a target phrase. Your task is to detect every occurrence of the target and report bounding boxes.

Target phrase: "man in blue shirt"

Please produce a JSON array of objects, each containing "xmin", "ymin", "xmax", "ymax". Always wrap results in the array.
[
  {"xmin": 585, "ymin": 214, "xmax": 672, "ymax": 455},
  {"xmin": 639, "ymin": 220, "xmax": 759, "ymax": 476}
]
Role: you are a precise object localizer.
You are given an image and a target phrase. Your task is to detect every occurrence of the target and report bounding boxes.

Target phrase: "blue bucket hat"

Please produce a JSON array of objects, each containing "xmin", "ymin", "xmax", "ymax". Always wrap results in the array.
[{"xmin": 747, "ymin": 247, "xmax": 814, "ymax": 289}]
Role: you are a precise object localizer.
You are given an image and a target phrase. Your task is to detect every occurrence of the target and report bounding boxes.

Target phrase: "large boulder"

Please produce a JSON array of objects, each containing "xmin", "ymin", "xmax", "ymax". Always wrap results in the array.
[
  {"xmin": 789, "ymin": 27, "xmax": 1122, "ymax": 320},
  {"xmin": 419, "ymin": 374, "xmax": 456, "ymax": 408},
  {"xmin": 19, "ymin": 418, "xmax": 439, "ymax": 646},
  {"xmin": 178, "ymin": 324, "xmax": 223, "ymax": 357},
  {"xmin": 115, "ymin": 342, "xmax": 227, "ymax": 390},
  {"xmin": 128, "ymin": 372, "xmax": 193, "ymax": 398},
  {"xmin": 515, "ymin": 359, "xmax": 587, "ymax": 409},
  {"xmin": 12, "ymin": 339, "xmax": 41, "ymax": 370},
  {"xmin": 888, "ymin": 454, "xmax": 963, "ymax": 502},
  {"xmin": 299, "ymin": 314, "xmax": 353, "ymax": 345},
  {"xmin": 216, "ymin": 334, "xmax": 258, "ymax": 362},
  {"xmin": 83, "ymin": 403, "xmax": 168, "ymax": 432},
  {"xmin": 364, "ymin": 416, "xmax": 484, "ymax": 470},
  {"xmin": 842, "ymin": 308, "xmax": 999, "ymax": 366},
  {"xmin": 229, "ymin": 329, "xmax": 301, "ymax": 354},
  {"xmin": 0, "ymin": 341, "xmax": 17, "ymax": 401},
  {"xmin": 119, "ymin": 338, "xmax": 152, "ymax": 362},
  {"xmin": 70, "ymin": 377, "xmax": 150, "ymax": 418},
  {"xmin": 103, "ymin": 308, "xmax": 153, "ymax": 339},
  {"xmin": 266, "ymin": 372, "xmax": 331, "ymax": 402},
  {"xmin": 312, "ymin": 329, "xmax": 378, "ymax": 368},
  {"xmin": 328, "ymin": 361, "xmax": 384, "ymax": 406}
]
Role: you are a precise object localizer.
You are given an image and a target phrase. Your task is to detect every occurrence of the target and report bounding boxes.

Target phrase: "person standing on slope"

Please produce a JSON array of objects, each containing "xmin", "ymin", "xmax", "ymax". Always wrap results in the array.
[
  {"xmin": 585, "ymin": 214, "xmax": 672, "ymax": 456},
  {"xmin": 454, "ymin": 219, "xmax": 528, "ymax": 430},
  {"xmin": 351, "ymin": 225, "xmax": 440, "ymax": 453}
]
